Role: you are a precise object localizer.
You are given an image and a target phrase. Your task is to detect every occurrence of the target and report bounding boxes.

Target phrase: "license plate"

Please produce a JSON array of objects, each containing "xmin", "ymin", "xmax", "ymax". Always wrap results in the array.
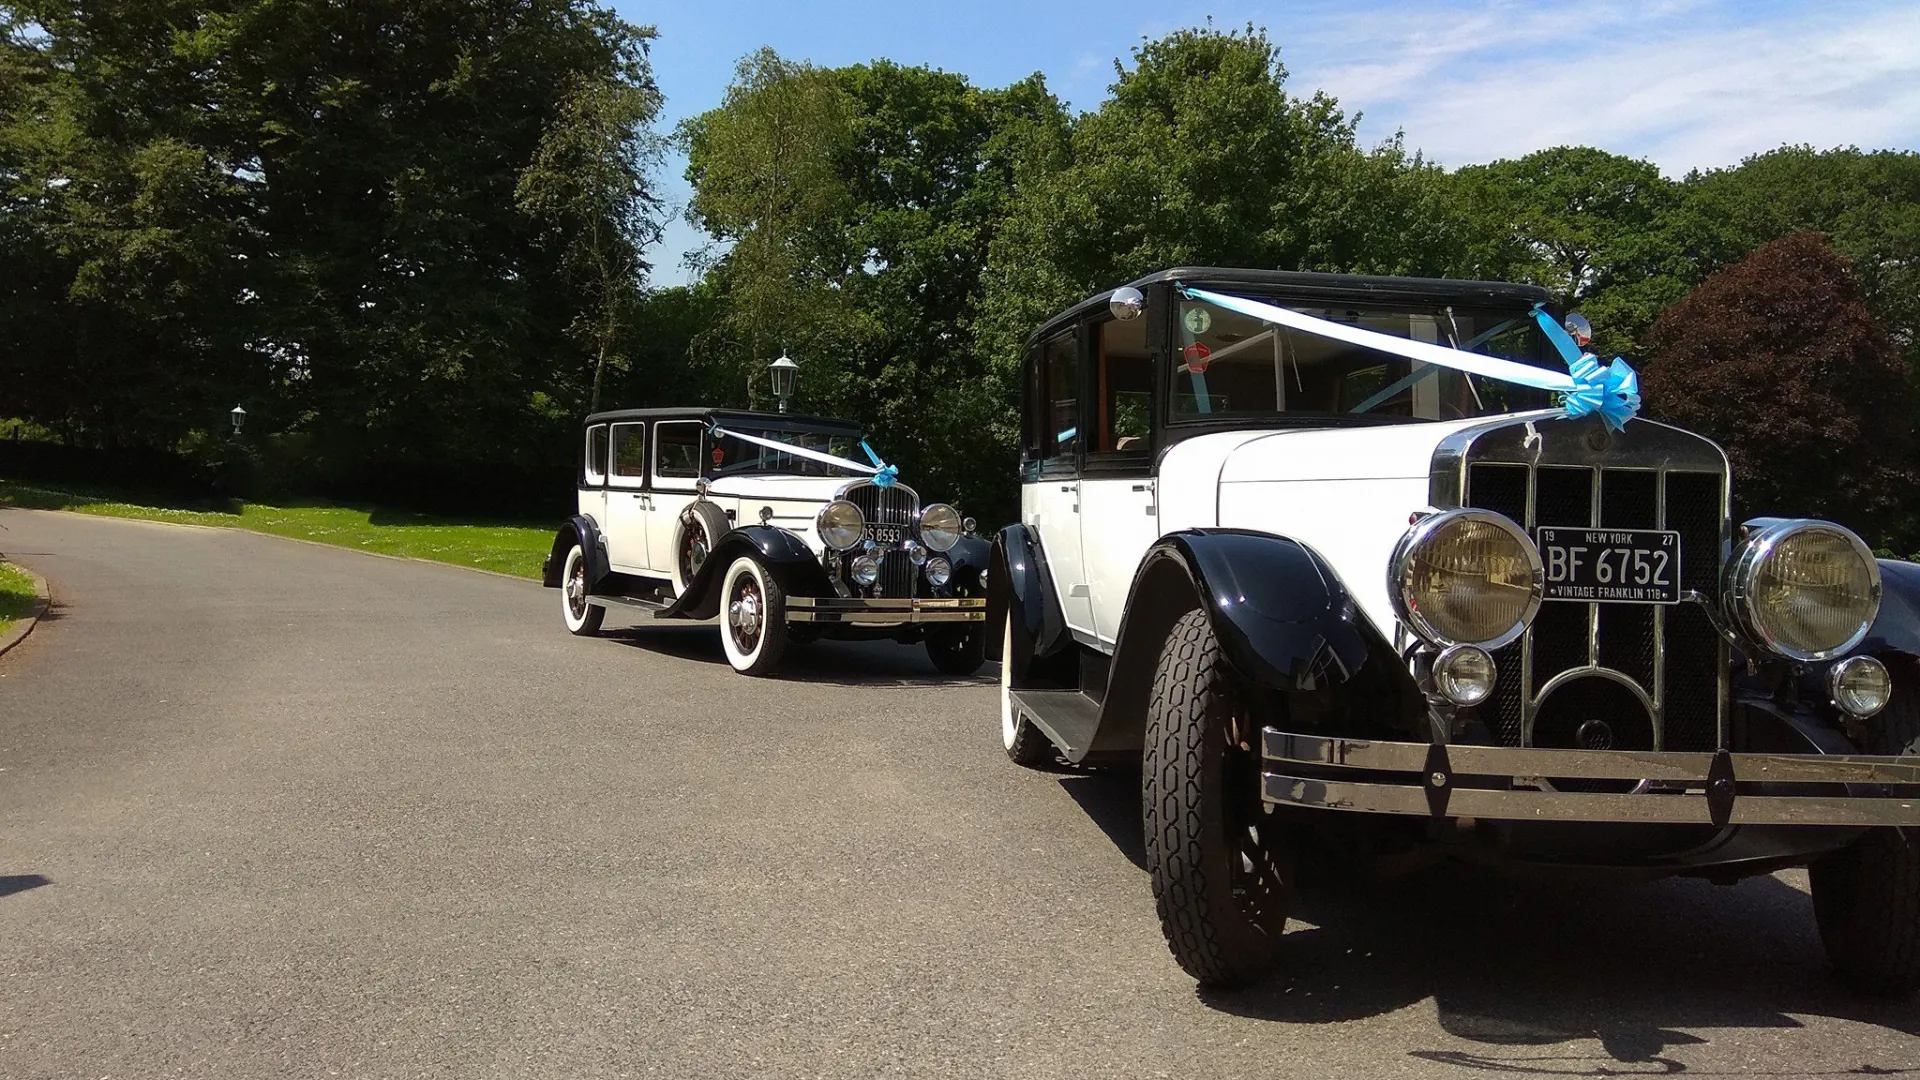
[{"xmin": 1536, "ymin": 527, "xmax": 1682, "ymax": 604}]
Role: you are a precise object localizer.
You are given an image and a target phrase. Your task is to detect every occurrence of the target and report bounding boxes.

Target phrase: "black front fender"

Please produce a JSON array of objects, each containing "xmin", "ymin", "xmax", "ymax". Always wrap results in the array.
[
  {"xmin": 986, "ymin": 524, "xmax": 1072, "ymax": 674},
  {"xmin": 1084, "ymin": 529, "xmax": 1391, "ymax": 762},
  {"xmin": 945, "ymin": 535, "xmax": 991, "ymax": 581},
  {"xmin": 542, "ymin": 517, "xmax": 610, "ymax": 590},
  {"xmin": 1159, "ymin": 529, "xmax": 1378, "ymax": 690},
  {"xmin": 660, "ymin": 525, "xmax": 833, "ymax": 620},
  {"xmin": 1863, "ymin": 558, "xmax": 1920, "ymax": 660}
]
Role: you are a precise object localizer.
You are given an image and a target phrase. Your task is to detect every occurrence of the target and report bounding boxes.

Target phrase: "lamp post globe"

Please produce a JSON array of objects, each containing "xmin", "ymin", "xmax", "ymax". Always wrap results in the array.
[
  {"xmin": 229, "ymin": 404, "xmax": 247, "ymax": 435},
  {"xmin": 769, "ymin": 354, "xmax": 799, "ymax": 413}
]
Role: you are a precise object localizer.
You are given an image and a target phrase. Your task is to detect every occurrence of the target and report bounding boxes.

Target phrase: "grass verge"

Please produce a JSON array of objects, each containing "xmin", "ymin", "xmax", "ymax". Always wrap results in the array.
[
  {"xmin": 0, "ymin": 561, "xmax": 36, "ymax": 635},
  {"xmin": 0, "ymin": 481, "xmax": 554, "ymax": 580}
]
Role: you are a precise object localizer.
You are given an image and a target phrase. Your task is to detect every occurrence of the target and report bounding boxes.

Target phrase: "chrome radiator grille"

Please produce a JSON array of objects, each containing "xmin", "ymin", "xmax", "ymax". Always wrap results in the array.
[
  {"xmin": 1445, "ymin": 419, "xmax": 1730, "ymax": 753},
  {"xmin": 839, "ymin": 481, "xmax": 921, "ymax": 598},
  {"xmin": 843, "ymin": 481, "xmax": 919, "ymax": 546}
]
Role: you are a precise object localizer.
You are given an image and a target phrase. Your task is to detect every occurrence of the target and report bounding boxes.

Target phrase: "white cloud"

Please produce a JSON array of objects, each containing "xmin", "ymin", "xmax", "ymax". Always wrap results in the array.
[{"xmin": 1281, "ymin": 0, "xmax": 1920, "ymax": 173}]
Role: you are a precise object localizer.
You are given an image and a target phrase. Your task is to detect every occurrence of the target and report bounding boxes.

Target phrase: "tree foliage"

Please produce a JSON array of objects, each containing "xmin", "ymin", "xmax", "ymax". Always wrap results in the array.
[
  {"xmin": 1, "ymin": 0, "xmax": 662, "ymax": 508},
  {"xmin": 1642, "ymin": 233, "xmax": 1914, "ymax": 535},
  {"xmin": 4, "ymin": 14, "xmax": 1918, "ymax": 544}
]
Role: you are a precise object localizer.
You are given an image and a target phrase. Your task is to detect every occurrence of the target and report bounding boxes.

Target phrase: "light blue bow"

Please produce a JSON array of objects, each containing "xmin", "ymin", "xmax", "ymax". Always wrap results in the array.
[
  {"xmin": 1529, "ymin": 303, "xmax": 1640, "ymax": 432},
  {"xmin": 861, "ymin": 440, "xmax": 899, "ymax": 488}
]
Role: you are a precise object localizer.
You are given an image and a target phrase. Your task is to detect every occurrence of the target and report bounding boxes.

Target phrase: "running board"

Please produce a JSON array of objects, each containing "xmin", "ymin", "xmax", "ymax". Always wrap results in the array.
[
  {"xmin": 1009, "ymin": 689, "xmax": 1103, "ymax": 762},
  {"xmin": 587, "ymin": 593, "xmax": 670, "ymax": 612}
]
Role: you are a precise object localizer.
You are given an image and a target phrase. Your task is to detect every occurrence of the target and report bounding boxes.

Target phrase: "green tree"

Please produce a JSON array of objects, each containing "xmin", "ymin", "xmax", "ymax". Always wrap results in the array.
[
  {"xmin": 517, "ymin": 64, "xmax": 667, "ymax": 412},
  {"xmin": 1453, "ymin": 147, "xmax": 1692, "ymax": 358},
  {"xmin": 1642, "ymin": 232, "xmax": 1914, "ymax": 545},
  {"xmin": 2, "ymin": 0, "xmax": 661, "ymax": 510},
  {"xmin": 680, "ymin": 51, "xmax": 1070, "ymax": 520},
  {"xmin": 681, "ymin": 48, "xmax": 857, "ymax": 407}
]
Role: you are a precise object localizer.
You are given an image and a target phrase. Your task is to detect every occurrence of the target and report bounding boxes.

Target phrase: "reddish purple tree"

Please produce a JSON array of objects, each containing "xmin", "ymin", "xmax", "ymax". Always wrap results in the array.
[{"xmin": 1641, "ymin": 232, "xmax": 1915, "ymax": 542}]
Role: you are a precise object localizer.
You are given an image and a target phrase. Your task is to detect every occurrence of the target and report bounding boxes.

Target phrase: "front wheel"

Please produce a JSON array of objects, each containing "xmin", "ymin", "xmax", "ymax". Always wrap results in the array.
[
  {"xmin": 1812, "ymin": 659, "xmax": 1920, "ymax": 995},
  {"xmin": 560, "ymin": 544, "xmax": 605, "ymax": 636},
  {"xmin": 1142, "ymin": 608, "xmax": 1291, "ymax": 987},
  {"xmin": 927, "ymin": 625, "xmax": 986, "ymax": 677},
  {"xmin": 1000, "ymin": 610, "xmax": 1055, "ymax": 768},
  {"xmin": 719, "ymin": 555, "xmax": 789, "ymax": 676}
]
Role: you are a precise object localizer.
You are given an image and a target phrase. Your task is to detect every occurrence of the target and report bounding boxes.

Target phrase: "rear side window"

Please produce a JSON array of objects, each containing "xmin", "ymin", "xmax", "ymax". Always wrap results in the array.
[
  {"xmin": 1042, "ymin": 331, "xmax": 1079, "ymax": 463},
  {"xmin": 610, "ymin": 423, "xmax": 647, "ymax": 483},
  {"xmin": 654, "ymin": 421, "xmax": 704, "ymax": 480},
  {"xmin": 583, "ymin": 424, "xmax": 609, "ymax": 484}
]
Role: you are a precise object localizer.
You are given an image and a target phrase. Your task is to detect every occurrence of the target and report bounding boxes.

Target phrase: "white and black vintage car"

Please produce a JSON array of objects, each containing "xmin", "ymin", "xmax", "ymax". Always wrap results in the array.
[
  {"xmin": 989, "ymin": 267, "xmax": 1920, "ymax": 992},
  {"xmin": 543, "ymin": 408, "xmax": 989, "ymax": 676}
]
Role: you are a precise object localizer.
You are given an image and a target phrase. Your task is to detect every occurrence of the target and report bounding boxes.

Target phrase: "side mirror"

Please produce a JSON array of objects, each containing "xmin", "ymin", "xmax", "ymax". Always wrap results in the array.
[
  {"xmin": 1110, "ymin": 286, "xmax": 1144, "ymax": 322},
  {"xmin": 1563, "ymin": 312, "xmax": 1593, "ymax": 348}
]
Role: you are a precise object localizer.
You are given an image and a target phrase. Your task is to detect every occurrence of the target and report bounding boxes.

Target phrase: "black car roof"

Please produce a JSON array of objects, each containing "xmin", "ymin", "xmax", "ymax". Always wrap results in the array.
[
  {"xmin": 580, "ymin": 407, "xmax": 864, "ymax": 436},
  {"xmin": 1025, "ymin": 266, "xmax": 1557, "ymax": 349}
]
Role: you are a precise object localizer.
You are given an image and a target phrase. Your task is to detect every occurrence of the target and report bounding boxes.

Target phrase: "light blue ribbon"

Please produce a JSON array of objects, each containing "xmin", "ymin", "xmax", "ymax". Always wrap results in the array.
[
  {"xmin": 1178, "ymin": 286, "xmax": 1642, "ymax": 431},
  {"xmin": 1528, "ymin": 303, "xmax": 1640, "ymax": 432},
  {"xmin": 860, "ymin": 440, "xmax": 899, "ymax": 488},
  {"xmin": 709, "ymin": 425, "xmax": 902, "ymax": 485}
]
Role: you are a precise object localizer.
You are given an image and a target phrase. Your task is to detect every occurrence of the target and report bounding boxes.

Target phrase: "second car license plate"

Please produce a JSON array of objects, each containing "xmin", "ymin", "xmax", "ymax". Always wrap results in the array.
[{"xmin": 1536, "ymin": 527, "xmax": 1682, "ymax": 604}]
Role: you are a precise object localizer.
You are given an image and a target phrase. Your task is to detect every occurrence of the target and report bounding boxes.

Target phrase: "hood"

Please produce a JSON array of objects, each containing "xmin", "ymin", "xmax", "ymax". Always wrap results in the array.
[
  {"xmin": 1173, "ymin": 415, "xmax": 1551, "ymax": 647},
  {"xmin": 1216, "ymin": 414, "xmax": 1534, "ymax": 485},
  {"xmin": 704, "ymin": 474, "xmax": 856, "ymax": 503}
]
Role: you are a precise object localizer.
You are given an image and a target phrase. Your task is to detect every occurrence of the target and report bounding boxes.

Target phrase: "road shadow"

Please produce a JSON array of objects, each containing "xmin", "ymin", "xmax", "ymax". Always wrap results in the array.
[
  {"xmin": 0, "ymin": 874, "xmax": 50, "ymax": 897},
  {"xmin": 1055, "ymin": 768, "xmax": 1920, "ymax": 1073},
  {"xmin": 604, "ymin": 623, "xmax": 998, "ymax": 688}
]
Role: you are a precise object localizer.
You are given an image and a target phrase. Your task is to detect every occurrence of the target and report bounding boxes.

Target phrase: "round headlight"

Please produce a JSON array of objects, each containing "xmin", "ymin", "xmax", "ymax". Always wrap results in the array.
[
  {"xmin": 1829, "ymin": 655, "xmax": 1892, "ymax": 718},
  {"xmin": 816, "ymin": 500, "xmax": 865, "ymax": 551},
  {"xmin": 850, "ymin": 554, "xmax": 880, "ymax": 587},
  {"xmin": 925, "ymin": 556, "xmax": 952, "ymax": 587},
  {"xmin": 1434, "ymin": 644, "xmax": 1496, "ymax": 707},
  {"xmin": 1727, "ymin": 520, "xmax": 1881, "ymax": 661},
  {"xmin": 1390, "ymin": 509, "xmax": 1543, "ymax": 648},
  {"xmin": 920, "ymin": 503, "xmax": 963, "ymax": 552}
]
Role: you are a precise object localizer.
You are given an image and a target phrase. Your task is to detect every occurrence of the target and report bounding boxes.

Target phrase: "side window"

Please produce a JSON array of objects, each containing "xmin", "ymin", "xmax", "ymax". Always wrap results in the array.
[
  {"xmin": 654, "ymin": 421, "xmax": 703, "ymax": 482},
  {"xmin": 1019, "ymin": 345, "xmax": 1044, "ymax": 477},
  {"xmin": 1093, "ymin": 315, "xmax": 1152, "ymax": 457},
  {"xmin": 609, "ymin": 423, "xmax": 647, "ymax": 486},
  {"xmin": 1041, "ymin": 331, "xmax": 1079, "ymax": 467},
  {"xmin": 583, "ymin": 424, "xmax": 609, "ymax": 485}
]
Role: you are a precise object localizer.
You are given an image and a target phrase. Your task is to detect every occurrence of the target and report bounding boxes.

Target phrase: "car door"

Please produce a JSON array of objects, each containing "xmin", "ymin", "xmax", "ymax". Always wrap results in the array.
[
  {"xmin": 579, "ymin": 423, "xmax": 609, "ymax": 530},
  {"xmin": 1077, "ymin": 311, "xmax": 1162, "ymax": 649},
  {"xmin": 603, "ymin": 422, "xmax": 651, "ymax": 572},
  {"xmin": 647, "ymin": 420, "xmax": 707, "ymax": 577},
  {"xmin": 1024, "ymin": 327, "xmax": 1095, "ymax": 637}
]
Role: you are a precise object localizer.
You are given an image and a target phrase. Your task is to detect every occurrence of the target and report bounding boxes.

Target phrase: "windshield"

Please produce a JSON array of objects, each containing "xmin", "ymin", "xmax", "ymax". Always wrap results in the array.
[
  {"xmin": 1172, "ymin": 294, "xmax": 1560, "ymax": 423},
  {"xmin": 710, "ymin": 428, "xmax": 867, "ymax": 478}
]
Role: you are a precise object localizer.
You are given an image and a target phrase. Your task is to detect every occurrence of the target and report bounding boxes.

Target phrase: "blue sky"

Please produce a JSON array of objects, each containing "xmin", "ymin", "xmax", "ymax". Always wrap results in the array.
[{"xmin": 620, "ymin": 0, "xmax": 1920, "ymax": 286}]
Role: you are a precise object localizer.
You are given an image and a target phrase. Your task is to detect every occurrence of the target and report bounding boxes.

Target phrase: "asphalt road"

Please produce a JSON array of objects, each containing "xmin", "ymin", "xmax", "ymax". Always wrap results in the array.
[{"xmin": 2, "ymin": 507, "xmax": 1918, "ymax": 1079}]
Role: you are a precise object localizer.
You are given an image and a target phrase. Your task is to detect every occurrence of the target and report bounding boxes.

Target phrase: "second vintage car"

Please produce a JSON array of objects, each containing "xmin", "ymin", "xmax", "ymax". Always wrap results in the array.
[
  {"xmin": 542, "ymin": 407, "xmax": 989, "ymax": 676},
  {"xmin": 991, "ymin": 266, "xmax": 1920, "ymax": 993}
]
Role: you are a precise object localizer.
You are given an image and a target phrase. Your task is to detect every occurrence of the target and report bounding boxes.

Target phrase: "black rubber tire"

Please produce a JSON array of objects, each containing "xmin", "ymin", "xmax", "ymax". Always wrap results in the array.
[
  {"xmin": 718, "ymin": 555, "xmax": 789, "ymax": 677},
  {"xmin": 560, "ymin": 544, "xmax": 605, "ymax": 637},
  {"xmin": 927, "ymin": 626, "xmax": 986, "ymax": 677},
  {"xmin": 1811, "ymin": 658, "xmax": 1920, "ymax": 996},
  {"xmin": 1143, "ymin": 609, "xmax": 1290, "ymax": 987},
  {"xmin": 999, "ymin": 610, "xmax": 1055, "ymax": 768},
  {"xmin": 674, "ymin": 501, "xmax": 731, "ymax": 598}
]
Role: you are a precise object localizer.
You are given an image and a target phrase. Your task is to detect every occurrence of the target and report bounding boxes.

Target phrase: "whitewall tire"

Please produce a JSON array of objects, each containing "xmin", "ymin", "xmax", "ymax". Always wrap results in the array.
[
  {"xmin": 719, "ymin": 555, "xmax": 789, "ymax": 676},
  {"xmin": 674, "ymin": 501, "xmax": 731, "ymax": 598},
  {"xmin": 1000, "ymin": 608, "xmax": 1054, "ymax": 767},
  {"xmin": 560, "ymin": 544, "xmax": 605, "ymax": 636}
]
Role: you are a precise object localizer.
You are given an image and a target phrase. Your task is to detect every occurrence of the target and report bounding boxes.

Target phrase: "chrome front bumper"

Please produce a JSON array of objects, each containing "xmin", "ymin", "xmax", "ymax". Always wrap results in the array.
[
  {"xmin": 1264, "ymin": 731, "xmax": 1920, "ymax": 827},
  {"xmin": 785, "ymin": 596, "xmax": 986, "ymax": 625}
]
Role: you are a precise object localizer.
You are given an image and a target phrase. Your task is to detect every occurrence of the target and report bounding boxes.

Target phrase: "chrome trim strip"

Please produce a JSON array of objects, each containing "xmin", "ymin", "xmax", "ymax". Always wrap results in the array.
[
  {"xmin": 1262, "ymin": 730, "xmax": 1920, "ymax": 784},
  {"xmin": 786, "ymin": 596, "xmax": 985, "ymax": 624},
  {"xmin": 1263, "ymin": 773, "xmax": 1920, "ymax": 826}
]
